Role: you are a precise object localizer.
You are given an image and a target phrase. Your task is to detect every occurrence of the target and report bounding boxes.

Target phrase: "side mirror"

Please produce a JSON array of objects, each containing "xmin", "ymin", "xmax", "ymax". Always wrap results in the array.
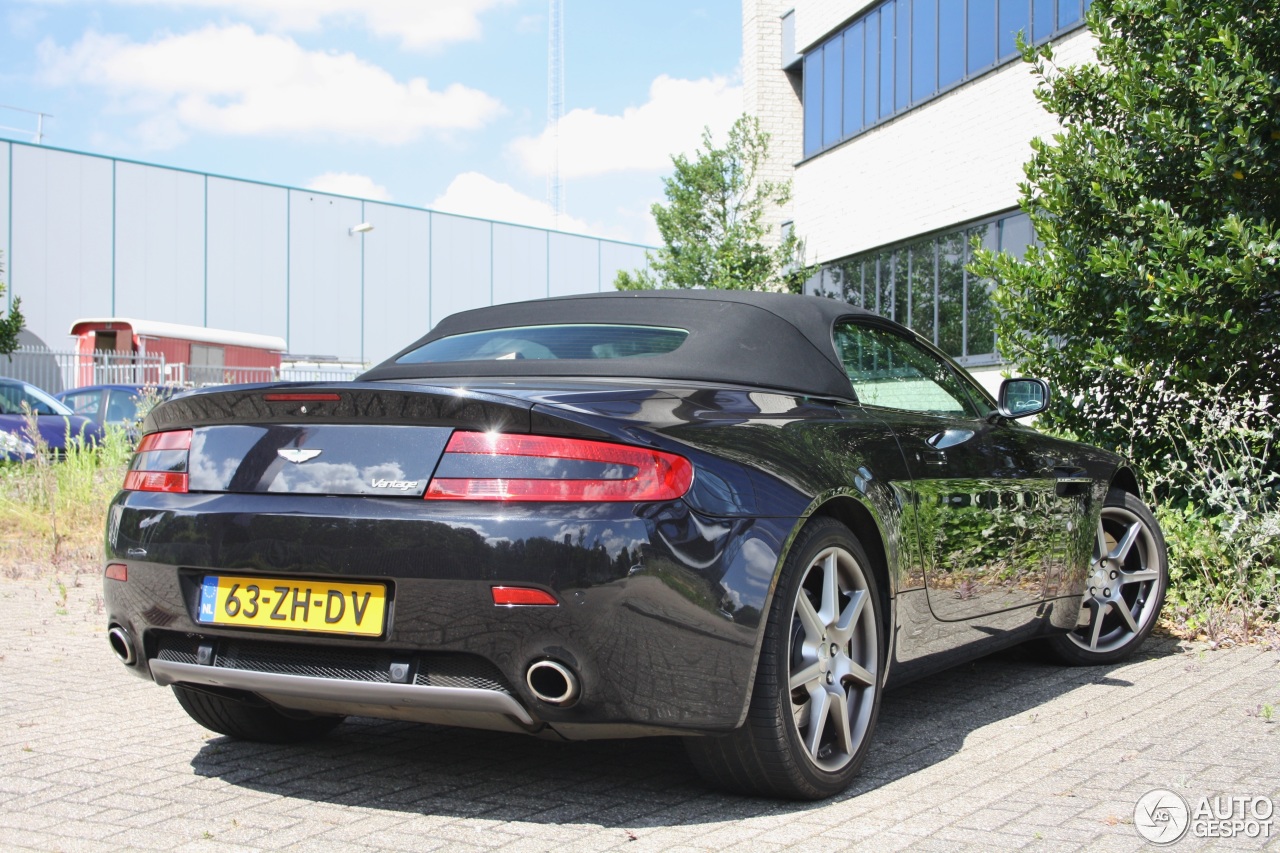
[{"xmin": 997, "ymin": 377, "xmax": 1050, "ymax": 419}]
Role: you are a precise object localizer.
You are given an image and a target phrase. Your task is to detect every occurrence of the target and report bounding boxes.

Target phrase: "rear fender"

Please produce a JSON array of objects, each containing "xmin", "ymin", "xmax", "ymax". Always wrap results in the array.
[{"xmin": 730, "ymin": 486, "xmax": 901, "ymax": 726}]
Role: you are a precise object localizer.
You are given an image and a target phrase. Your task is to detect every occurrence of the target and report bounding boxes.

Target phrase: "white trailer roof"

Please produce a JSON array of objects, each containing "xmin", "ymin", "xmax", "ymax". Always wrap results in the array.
[{"xmin": 70, "ymin": 318, "xmax": 286, "ymax": 352}]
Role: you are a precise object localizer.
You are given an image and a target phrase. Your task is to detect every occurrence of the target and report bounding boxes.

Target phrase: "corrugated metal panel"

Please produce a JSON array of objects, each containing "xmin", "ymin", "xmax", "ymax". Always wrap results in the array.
[
  {"xmin": 0, "ymin": 142, "xmax": 9, "ymax": 317},
  {"xmin": 548, "ymin": 232, "xmax": 600, "ymax": 297},
  {"xmin": 492, "ymin": 223, "xmax": 548, "ymax": 306},
  {"xmin": 361, "ymin": 202, "xmax": 431, "ymax": 365},
  {"xmin": 599, "ymin": 241, "xmax": 649, "ymax": 292},
  {"xmin": 139, "ymin": 336, "xmax": 189, "ymax": 366},
  {"xmin": 114, "ymin": 162, "xmax": 204, "ymax": 326},
  {"xmin": 11, "ymin": 146, "xmax": 114, "ymax": 351},
  {"xmin": 223, "ymin": 344, "xmax": 279, "ymax": 369},
  {"xmin": 430, "ymin": 213, "xmax": 491, "ymax": 327},
  {"xmin": 288, "ymin": 190, "xmax": 363, "ymax": 360},
  {"xmin": 2, "ymin": 142, "xmax": 658, "ymax": 361},
  {"xmin": 206, "ymin": 177, "xmax": 288, "ymax": 342}
]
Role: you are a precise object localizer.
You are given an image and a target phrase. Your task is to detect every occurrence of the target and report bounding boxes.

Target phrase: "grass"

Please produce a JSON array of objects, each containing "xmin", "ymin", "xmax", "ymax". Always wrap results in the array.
[{"xmin": 0, "ymin": 422, "xmax": 134, "ymax": 574}]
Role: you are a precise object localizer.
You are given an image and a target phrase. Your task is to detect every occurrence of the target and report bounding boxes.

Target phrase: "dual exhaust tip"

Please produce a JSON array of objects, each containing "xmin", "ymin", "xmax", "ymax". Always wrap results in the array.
[
  {"xmin": 525, "ymin": 659, "xmax": 579, "ymax": 707},
  {"xmin": 112, "ymin": 625, "xmax": 580, "ymax": 708}
]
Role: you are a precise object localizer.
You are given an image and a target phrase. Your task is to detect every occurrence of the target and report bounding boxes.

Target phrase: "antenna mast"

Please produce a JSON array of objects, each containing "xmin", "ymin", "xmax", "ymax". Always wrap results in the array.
[
  {"xmin": 0, "ymin": 104, "xmax": 52, "ymax": 144},
  {"xmin": 547, "ymin": 0, "xmax": 564, "ymax": 225}
]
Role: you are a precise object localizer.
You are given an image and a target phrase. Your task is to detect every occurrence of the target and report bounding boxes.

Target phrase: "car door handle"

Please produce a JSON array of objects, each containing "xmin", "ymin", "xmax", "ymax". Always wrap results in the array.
[
  {"xmin": 919, "ymin": 450, "xmax": 947, "ymax": 466},
  {"xmin": 1049, "ymin": 465, "xmax": 1092, "ymax": 496}
]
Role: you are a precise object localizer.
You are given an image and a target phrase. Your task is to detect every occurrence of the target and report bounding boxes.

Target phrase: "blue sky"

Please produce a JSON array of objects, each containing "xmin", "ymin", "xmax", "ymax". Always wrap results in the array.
[{"xmin": 0, "ymin": 1, "xmax": 744, "ymax": 243}]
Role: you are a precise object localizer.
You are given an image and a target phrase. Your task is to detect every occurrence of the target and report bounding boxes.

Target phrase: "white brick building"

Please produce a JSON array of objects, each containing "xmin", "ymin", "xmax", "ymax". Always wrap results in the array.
[{"xmin": 744, "ymin": 0, "xmax": 1097, "ymax": 383}]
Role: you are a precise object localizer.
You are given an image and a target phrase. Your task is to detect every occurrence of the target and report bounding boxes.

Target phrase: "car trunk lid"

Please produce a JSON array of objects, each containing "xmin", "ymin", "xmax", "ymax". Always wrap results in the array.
[{"xmin": 145, "ymin": 383, "xmax": 535, "ymax": 497}]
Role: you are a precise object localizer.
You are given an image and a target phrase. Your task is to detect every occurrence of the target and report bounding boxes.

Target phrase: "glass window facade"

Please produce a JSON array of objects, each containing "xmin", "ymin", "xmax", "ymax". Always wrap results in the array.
[
  {"xmin": 806, "ymin": 211, "xmax": 1036, "ymax": 363},
  {"xmin": 802, "ymin": 0, "xmax": 1093, "ymax": 158}
]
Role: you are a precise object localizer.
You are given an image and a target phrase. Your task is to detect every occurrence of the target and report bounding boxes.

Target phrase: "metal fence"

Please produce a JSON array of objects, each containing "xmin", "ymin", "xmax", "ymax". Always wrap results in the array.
[{"xmin": 0, "ymin": 346, "xmax": 365, "ymax": 393}]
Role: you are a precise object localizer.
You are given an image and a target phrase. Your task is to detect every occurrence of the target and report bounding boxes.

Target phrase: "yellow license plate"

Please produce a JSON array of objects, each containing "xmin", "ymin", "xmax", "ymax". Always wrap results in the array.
[{"xmin": 197, "ymin": 575, "xmax": 387, "ymax": 637}]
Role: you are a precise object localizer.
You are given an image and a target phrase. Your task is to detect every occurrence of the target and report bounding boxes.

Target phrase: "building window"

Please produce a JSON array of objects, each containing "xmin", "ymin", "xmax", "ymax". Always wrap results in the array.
[
  {"xmin": 806, "ymin": 210, "xmax": 1036, "ymax": 364},
  {"xmin": 801, "ymin": 0, "xmax": 1093, "ymax": 159}
]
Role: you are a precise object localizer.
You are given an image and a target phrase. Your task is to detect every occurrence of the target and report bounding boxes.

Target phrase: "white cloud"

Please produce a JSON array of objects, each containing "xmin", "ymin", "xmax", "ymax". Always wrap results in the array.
[
  {"xmin": 430, "ymin": 172, "xmax": 597, "ymax": 235},
  {"xmin": 22, "ymin": 0, "xmax": 514, "ymax": 50},
  {"xmin": 306, "ymin": 172, "xmax": 391, "ymax": 201},
  {"xmin": 37, "ymin": 25, "xmax": 504, "ymax": 145},
  {"xmin": 509, "ymin": 74, "xmax": 743, "ymax": 179}
]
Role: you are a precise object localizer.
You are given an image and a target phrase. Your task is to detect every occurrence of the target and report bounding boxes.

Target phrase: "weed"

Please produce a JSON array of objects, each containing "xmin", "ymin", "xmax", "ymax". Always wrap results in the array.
[
  {"xmin": 0, "ymin": 420, "xmax": 134, "ymax": 568},
  {"xmin": 20, "ymin": 403, "xmax": 60, "ymax": 557},
  {"xmin": 1055, "ymin": 367, "xmax": 1280, "ymax": 643}
]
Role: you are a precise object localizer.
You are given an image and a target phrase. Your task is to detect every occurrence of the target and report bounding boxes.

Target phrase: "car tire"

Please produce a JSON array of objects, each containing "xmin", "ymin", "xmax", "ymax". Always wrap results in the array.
[
  {"xmin": 685, "ymin": 517, "xmax": 884, "ymax": 800},
  {"xmin": 172, "ymin": 685, "xmax": 344, "ymax": 743},
  {"xmin": 1043, "ymin": 489, "xmax": 1168, "ymax": 666}
]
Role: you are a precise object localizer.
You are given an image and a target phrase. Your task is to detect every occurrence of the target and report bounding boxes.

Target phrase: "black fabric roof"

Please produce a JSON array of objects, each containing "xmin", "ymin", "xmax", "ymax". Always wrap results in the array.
[{"xmin": 360, "ymin": 291, "xmax": 869, "ymax": 399}]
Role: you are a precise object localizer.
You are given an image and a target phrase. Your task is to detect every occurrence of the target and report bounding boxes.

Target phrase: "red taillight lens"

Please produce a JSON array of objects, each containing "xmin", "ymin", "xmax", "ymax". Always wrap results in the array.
[
  {"xmin": 123, "ymin": 429, "xmax": 192, "ymax": 493},
  {"xmin": 136, "ymin": 430, "xmax": 192, "ymax": 452},
  {"xmin": 492, "ymin": 586, "xmax": 559, "ymax": 606},
  {"xmin": 424, "ymin": 431, "xmax": 693, "ymax": 502},
  {"xmin": 105, "ymin": 563, "xmax": 128, "ymax": 582}
]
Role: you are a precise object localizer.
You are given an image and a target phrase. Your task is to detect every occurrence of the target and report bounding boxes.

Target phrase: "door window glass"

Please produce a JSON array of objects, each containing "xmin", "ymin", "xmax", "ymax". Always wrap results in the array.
[
  {"xmin": 835, "ymin": 322, "xmax": 981, "ymax": 417},
  {"xmin": 105, "ymin": 391, "xmax": 140, "ymax": 423},
  {"xmin": 61, "ymin": 390, "xmax": 104, "ymax": 417}
]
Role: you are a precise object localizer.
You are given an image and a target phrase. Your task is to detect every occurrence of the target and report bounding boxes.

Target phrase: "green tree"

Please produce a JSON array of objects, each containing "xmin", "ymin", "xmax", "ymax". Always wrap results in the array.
[
  {"xmin": 0, "ymin": 251, "xmax": 23, "ymax": 356},
  {"xmin": 615, "ymin": 115, "xmax": 815, "ymax": 293},
  {"xmin": 970, "ymin": 0, "xmax": 1280, "ymax": 466}
]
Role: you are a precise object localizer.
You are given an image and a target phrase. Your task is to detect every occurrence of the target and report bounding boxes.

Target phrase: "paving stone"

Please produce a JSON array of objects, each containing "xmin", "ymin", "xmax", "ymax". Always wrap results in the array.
[{"xmin": 2, "ymin": 576, "xmax": 1278, "ymax": 852}]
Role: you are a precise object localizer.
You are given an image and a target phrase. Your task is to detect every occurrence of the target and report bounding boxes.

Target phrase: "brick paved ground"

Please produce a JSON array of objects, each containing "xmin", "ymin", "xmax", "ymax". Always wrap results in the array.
[{"xmin": 1, "ymin": 573, "xmax": 1277, "ymax": 852}]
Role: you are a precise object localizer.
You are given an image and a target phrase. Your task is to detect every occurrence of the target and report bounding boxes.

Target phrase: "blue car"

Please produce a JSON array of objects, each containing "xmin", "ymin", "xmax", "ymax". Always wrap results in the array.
[
  {"xmin": 0, "ymin": 378, "xmax": 105, "ymax": 460},
  {"xmin": 55, "ymin": 384, "xmax": 175, "ymax": 433}
]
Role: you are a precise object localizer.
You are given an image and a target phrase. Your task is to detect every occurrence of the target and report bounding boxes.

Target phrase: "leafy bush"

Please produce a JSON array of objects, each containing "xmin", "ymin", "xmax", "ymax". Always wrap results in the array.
[
  {"xmin": 1072, "ymin": 366, "xmax": 1280, "ymax": 640},
  {"xmin": 970, "ymin": 0, "xmax": 1280, "ymax": 476}
]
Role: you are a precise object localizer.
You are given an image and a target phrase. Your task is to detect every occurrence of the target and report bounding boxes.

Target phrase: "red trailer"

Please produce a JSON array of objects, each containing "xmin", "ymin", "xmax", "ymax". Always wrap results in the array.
[{"xmin": 68, "ymin": 318, "xmax": 287, "ymax": 387}]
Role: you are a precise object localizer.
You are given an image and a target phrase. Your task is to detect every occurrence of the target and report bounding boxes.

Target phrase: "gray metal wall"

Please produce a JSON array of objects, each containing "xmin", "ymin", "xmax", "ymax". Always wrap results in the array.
[{"xmin": 0, "ymin": 140, "xmax": 652, "ymax": 364}]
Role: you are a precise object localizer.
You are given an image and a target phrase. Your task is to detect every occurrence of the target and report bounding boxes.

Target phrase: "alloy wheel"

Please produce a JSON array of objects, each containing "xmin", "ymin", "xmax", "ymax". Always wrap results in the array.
[
  {"xmin": 788, "ymin": 546, "xmax": 879, "ymax": 773},
  {"xmin": 1068, "ymin": 505, "xmax": 1164, "ymax": 654}
]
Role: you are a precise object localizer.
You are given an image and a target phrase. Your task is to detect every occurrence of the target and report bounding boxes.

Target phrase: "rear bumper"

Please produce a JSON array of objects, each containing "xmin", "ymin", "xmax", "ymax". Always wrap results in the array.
[
  {"xmin": 104, "ymin": 490, "xmax": 795, "ymax": 736},
  {"xmin": 151, "ymin": 659, "xmax": 538, "ymax": 731}
]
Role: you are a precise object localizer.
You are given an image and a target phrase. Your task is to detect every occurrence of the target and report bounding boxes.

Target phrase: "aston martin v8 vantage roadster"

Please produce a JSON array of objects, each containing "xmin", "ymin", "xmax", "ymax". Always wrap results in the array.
[{"xmin": 103, "ymin": 291, "xmax": 1167, "ymax": 799}]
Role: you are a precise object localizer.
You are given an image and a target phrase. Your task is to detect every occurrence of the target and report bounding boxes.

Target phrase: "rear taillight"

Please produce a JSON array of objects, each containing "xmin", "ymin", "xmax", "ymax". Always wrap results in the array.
[
  {"xmin": 123, "ymin": 429, "xmax": 192, "ymax": 493},
  {"xmin": 424, "ymin": 431, "xmax": 693, "ymax": 502}
]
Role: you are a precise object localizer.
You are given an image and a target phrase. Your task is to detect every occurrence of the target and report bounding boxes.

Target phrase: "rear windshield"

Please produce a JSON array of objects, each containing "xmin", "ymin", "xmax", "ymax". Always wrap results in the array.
[{"xmin": 395, "ymin": 324, "xmax": 689, "ymax": 363}]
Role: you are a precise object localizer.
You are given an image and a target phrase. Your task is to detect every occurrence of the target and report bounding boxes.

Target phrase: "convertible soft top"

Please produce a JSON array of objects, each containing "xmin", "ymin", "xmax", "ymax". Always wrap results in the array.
[{"xmin": 360, "ymin": 290, "xmax": 867, "ymax": 399}]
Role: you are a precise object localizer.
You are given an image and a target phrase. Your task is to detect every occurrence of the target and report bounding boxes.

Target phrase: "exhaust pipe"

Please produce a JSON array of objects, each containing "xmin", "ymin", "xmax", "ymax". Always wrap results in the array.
[
  {"xmin": 525, "ymin": 660, "xmax": 580, "ymax": 707},
  {"xmin": 108, "ymin": 626, "xmax": 136, "ymax": 665}
]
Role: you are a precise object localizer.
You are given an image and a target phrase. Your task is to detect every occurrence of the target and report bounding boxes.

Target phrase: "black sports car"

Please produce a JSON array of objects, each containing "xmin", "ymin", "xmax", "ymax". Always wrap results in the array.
[{"xmin": 103, "ymin": 291, "xmax": 1167, "ymax": 800}]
